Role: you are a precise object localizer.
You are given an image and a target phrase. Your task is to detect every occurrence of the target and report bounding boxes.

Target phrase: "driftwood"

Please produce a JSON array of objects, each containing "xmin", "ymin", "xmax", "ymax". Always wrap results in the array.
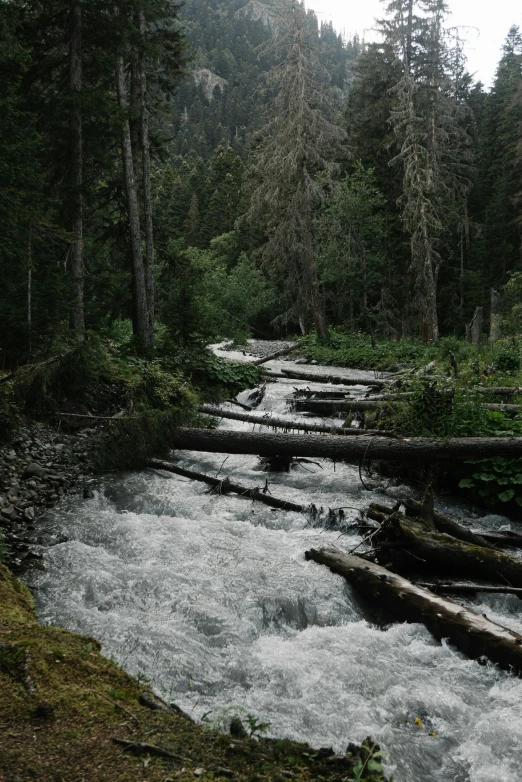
[
  {"xmin": 148, "ymin": 459, "xmax": 304, "ymax": 512},
  {"xmin": 199, "ymin": 405, "xmax": 389, "ymax": 436},
  {"xmin": 376, "ymin": 513, "xmax": 522, "ymax": 586},
  {"xmin": 251, "ymin": 345, "xmax": 298, "ymax": 365},
  {"xmin": 263, "ymin": 367, "xmax": 387, "ymax": 388},
  {"xmin": 305, "ymin": 548, "xmax": 522, "ymax": 673},
  {"xmin": 171, "ymin": 428, "xmax": 522, "ymax": 462},
  {"xmin": 226, "ymin": 398, "xmax": 252, "ymax": 411}
]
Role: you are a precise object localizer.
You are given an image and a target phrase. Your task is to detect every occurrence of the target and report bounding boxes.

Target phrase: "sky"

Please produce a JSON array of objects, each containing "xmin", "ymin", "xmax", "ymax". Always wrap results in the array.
[{"xmin": 305, "ymin": 0, "xmax": 521, "ymax": 87}]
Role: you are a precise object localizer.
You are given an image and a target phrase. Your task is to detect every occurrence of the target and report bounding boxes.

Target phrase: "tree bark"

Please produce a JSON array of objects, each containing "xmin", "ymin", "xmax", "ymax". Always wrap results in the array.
[
  {"xmin": 70, "ymin": 1, "xmax": 85, "ymax": 341},
  {"xmin": 171, "ymin": 428, "xmax": 522, "ymax": 462},
  {"xmin": 116, "ymin": 53, "xmax": 152, "ymax": 351},
  {"xmin": 469, "ymin": 306, "xmax": 483, "ymax": 347},
  {"xmin": 490, "ymin": 288, "xmax": 501, "ymax": 343},
  {"xmin": 305, "ymin": 548, "xmax": 522, "ymax": 673},
  {"xmin": 199, "ymin": 405, "xmax": 390, "ymax": 436},
  {"xmin": 148, "ymin": 459, "xmax": 304, "ymax": 512}
]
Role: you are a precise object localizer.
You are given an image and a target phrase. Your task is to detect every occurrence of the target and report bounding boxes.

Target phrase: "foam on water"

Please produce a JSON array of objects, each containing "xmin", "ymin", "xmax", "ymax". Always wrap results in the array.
[{"xmin": 34, "ymin": 345, "xmax": 522, "ymax": 782}]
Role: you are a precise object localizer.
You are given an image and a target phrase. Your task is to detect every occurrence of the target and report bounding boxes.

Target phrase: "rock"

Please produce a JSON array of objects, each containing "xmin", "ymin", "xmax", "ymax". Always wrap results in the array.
[
  {"xmin": 22, "ymin": 463, "xmax": 47, "ymax": 480},
  {"xmin": 6, "ymin": 450, "xmax": 17, "ymax": 461},
  {"xmin": 53, "ymin": 443, "xmax": 65, "ymax": 451},
  {"xmin": 83, "ymin": 488, "xmax": 94, "ymax": 499},
  {"xmin": 230, "ymin": 717, "xmax": 247, "ymax": 739},
  {"xmin": 1, "ymin": 505, "xmax": 16, "ymax": 520},
  {"xmin": 24, "ymin": 507, "xmax": 35, "ymax": 521}
]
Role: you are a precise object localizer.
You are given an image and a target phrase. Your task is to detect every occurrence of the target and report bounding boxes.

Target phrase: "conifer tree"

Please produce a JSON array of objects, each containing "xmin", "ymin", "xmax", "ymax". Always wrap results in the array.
[{"xmin": 246, "ymin": 0, "xmax": 345, "ymax": 339}]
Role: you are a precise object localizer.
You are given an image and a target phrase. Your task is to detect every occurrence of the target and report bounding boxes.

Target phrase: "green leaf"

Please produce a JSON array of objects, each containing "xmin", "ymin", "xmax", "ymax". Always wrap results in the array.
[
  {"xmin": 511, "ymin": 474, "xmax": 522, "ymax": 484},
  {"xmin": 458, "ymin": 478, "xmax": 475, "ymax": 488},
  {"xmin": 473, "ymin": 473, "xmax": 496, "ymax": 482},
  {"xmin": 498, "ymin": 489, "xmax": 516, "ymax": 502},
  {"xmin": 516, "ymin": 497, "xmax": 522, "ymax": 507}
]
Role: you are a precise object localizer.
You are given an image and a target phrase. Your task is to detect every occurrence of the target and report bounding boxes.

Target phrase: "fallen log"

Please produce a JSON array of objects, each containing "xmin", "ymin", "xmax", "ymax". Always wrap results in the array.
[
  {"xmin": 416, "ymin": 583, "xmax": 522, "ymax": 596},
  {"xmin": 199, "ymin": 405, "xmax": 390, "ymax": 436},
  {"xmin": 148, "ymin": 459, "xmax": 304, "ymax": 512},
  {"xmin": 377, "ymin": 514, "xmax": 522, "ymax": 586},
  {"xmin": 263, "ymin": 367, "xmax": 387, "ymax": 388},
  {"xmin": 399, "ymin": 499, "xmax": 492, "ymax": 548},
  {"xmin": 295, "ymin": 398, "xmax": 522, "ymax": 415},
  {"xmin": 305, "ymin": 548, "xmax": 522, "ymax": 673},
  {"xmin": 171, "ymin": 428, "xmax": 522, "ymax": 462},
  {"xmin": 479, "ymin": 530, "xmax": 522, "ymax": 549},
  {"xmin": 251, "ymin": 345, "xmax": 298, "ymax": 365},
  {"xmin": 293, "ymin": 399, "xmax": 384, "ymax": 415}
]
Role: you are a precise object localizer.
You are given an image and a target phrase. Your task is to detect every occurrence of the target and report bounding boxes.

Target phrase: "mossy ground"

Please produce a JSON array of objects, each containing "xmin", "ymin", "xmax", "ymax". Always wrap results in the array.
[{"xmin": 0, "ymin": 565, "xmax": 387, "ymax": 782}]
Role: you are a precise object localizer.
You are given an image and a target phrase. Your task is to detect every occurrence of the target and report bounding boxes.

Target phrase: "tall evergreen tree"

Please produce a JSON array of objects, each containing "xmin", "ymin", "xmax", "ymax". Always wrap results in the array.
[{"xmin": 246, "ymin": 0, "xmax": 345, "ymax": 338}]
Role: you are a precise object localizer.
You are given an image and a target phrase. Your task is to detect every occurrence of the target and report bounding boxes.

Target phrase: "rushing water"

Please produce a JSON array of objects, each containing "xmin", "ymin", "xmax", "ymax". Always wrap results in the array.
[{"xmin": 34, "ymin": 343, "xmax": 522, "ymax": 781}]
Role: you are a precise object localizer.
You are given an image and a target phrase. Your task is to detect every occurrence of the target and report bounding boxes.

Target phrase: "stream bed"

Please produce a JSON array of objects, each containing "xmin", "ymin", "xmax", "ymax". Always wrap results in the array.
[{"xmin": 33, "ymin": 343, "xmax": 522, "ymax": 781}]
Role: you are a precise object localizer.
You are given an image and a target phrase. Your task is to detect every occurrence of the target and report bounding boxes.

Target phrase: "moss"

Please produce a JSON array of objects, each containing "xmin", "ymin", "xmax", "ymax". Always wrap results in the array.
[{"xmin": 0, "ymin": 565, "xmax": 388, "ymax": 782}]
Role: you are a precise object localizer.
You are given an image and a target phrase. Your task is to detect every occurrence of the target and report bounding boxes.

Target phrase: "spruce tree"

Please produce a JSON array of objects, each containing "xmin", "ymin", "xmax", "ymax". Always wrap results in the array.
[{"xmin": 246, "ymin": 0, "xmax": 345, "ymax": 338}]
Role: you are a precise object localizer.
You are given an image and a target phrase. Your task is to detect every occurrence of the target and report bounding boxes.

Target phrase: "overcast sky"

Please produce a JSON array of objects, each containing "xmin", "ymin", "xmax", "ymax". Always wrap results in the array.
[{"xmin": 306, "ymin": 0, "xmax": 521, "ymax": 87}]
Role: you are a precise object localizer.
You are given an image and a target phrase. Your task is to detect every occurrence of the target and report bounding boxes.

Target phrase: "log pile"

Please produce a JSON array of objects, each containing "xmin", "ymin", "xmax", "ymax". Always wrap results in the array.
[{"xmin": 305, "ymin": 496, "xmax": 522, "ymax": 673}]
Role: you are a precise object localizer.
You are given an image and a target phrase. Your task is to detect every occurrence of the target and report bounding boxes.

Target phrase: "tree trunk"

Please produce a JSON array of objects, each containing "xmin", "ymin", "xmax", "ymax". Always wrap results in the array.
[
  {"xmin": 199, "ymin": 406, "xmax": 390, "ymax": 436},
  {"xmin": 148, "ymin": 459, "xmax": 304, "ymax": 512},
  {"xmin": 305, "ymin": 548, "xmax": 522, "ymax": 674},
  {"xmin": 294, "ymin": 398, "xmax": 522, "ymax": 416},
  {"xmin": 264, "ymin": 367, "xmax": 386, "ymax": 388},
  {"xmin": 116, "ymin": 54, "xmax": 152, "ymax": 351},
  {"xmin": 171, "ymin": 428, "xmax": 522, "ymax": 462},
  {"xmin": 490, "ymin": 288, "xmax": 501, "ymax": 343},
  {"xmin": 251, "ymin": 345, "xmax": 298, "ymax": 365},
  {"xmin": 138, "ymin": 10, "xmax": 155, "ymax": 329},
  {"xmin": 377, "ymin": 514, "xmax": 522, "ymax": 586},
  {"xmin": 469, "ymin": 306, "xmax": 483, "ymax": 347},
  {"xmin": 70, "ymin": 1, "xmax": 85, "ymax": 342}
]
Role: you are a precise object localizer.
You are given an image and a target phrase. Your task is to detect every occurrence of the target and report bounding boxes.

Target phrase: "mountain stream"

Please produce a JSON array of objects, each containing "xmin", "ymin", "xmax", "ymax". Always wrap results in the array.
[{"xmin": 34, "ymin": 342, "xmax": 522, "ymax": 781}]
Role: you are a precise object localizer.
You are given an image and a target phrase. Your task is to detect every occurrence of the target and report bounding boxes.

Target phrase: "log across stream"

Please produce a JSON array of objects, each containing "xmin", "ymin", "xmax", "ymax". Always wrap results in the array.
[{"xmin": 33, "ymin": 340, "xmax": 522, "ymax": 782}]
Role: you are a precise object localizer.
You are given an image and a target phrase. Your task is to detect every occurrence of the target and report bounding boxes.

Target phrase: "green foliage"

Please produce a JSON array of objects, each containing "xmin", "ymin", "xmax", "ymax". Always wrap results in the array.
[
  {"xmin": 188, "ymin": 350, "xmax": 262, "ymax": 399},
  {"xmin": 459, "ymin": 457, "xmax": 522, "ymax": 507},
  {"xmin": 161, "ymin": 244, "xmax": 275, "ymax": 344},
  {"xmin": 202, "ymin": 706, "xmax": 271, "ymax": 738},
  {"xmin": 491, "ymin": 339, "xmax": 522, "ymax": 374},
  {"xmin": 384, "ymin": 377, "xmax": 495, "ymax": 438},
  {"xmin": 299, "ymin": 330, "xmax": 440, "ymax": 371},
  {"xmin": 316, "ymin": 164, "xmax": 388, "ymax": 327}
]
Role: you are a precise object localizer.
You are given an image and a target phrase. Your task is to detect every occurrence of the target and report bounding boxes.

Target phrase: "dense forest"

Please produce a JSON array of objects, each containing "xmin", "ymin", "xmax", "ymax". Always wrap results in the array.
[{"xmin": 1, "ymin": 0, "xmax": 521, "ymax": 362}]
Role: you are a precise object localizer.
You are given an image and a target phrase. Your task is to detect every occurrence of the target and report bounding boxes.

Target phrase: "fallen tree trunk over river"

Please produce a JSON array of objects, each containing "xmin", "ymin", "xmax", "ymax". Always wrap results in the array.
[
  {"xmin": 171, "ymin": 428, "xmax": 522, "ymax": 462},
  {"xmin": 148, "ymin": 458, "xmax": 304, "ymax": 512},
  {"xmin": 295, "ymin": 399, "xmax": 522, "ymax": 415},
  {"xmin": 263, "ymin": 368, "xmax": 387, "ymax": 388},
  {"xmin": 305, "ymin": 548, "xmax": 522, "ymax": 673},
  {"xmin": 199, "ymin": 405, "xmax": 389, "ymax": 436}
]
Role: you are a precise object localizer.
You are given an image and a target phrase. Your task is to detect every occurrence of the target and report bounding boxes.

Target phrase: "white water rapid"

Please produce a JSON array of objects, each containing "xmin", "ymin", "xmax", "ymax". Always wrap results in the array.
[{"xmin": 34, "ymin": 343, "xmax": 522, "ymax": 781}]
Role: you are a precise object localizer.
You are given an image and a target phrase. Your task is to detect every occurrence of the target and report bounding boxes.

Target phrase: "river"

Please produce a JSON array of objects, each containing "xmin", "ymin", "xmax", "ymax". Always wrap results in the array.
[{"xmin": 34, "ymin": 342, "xmax": 522, "ymax": 781}]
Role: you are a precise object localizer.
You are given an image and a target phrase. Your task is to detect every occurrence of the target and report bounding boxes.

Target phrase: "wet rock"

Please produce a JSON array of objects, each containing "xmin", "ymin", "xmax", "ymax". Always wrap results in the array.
[
  {"xmin": 1, "ymin": 505, "xmax": 17, "ymax": 520},
  {"xmin": 24, "ymin": 506, "xmax": 35, "ymax": 521},
  {"xmin": 22, "ymin": 463, "xmax": 47, "ymax": 480}
]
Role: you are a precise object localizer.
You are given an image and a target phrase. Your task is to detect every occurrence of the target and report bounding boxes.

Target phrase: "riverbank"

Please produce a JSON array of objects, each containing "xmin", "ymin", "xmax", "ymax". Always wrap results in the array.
[{"xmin": 0, "ymin": 564, "xmax": 387, "ymax": 781}]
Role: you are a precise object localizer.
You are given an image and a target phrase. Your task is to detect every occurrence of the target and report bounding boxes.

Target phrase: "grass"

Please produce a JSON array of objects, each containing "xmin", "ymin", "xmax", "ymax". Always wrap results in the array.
[{"xmin": 0, "ymin": 564, "xmax": 388, "ymax": 782}]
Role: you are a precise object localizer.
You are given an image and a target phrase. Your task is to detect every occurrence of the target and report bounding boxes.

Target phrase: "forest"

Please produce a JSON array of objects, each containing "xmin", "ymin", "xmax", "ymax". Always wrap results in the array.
[
  {"xmin": 2, "ymin": 1, "xmax": 522, "ymax": 780},
  {"xmin": 1, "ymin": 0, "xmax": 520, "ymax": 365}
]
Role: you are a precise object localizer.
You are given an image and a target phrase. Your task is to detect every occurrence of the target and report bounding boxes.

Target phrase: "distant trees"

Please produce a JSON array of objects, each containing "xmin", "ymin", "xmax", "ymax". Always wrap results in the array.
[{"xmin": 247, "ymin": 0, "xmax": 345, "ymax": 339}]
